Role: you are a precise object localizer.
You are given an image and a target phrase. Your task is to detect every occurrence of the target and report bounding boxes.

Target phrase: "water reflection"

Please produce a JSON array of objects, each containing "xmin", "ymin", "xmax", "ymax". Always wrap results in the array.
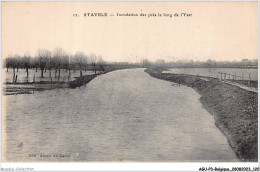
[{"xmin": 3, "ymin": 68, "xmax": 238, "ymax": 162}]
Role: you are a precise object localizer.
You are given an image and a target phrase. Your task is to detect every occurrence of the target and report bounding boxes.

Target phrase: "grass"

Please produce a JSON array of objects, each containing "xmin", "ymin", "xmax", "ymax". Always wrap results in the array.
[
  {"xmin": 227, "ymin": 79, "xmax": 258, "ymax": 88},
  {"xmin": 145, "ymin": 68, "xmax": 258, "ymax": 161}
]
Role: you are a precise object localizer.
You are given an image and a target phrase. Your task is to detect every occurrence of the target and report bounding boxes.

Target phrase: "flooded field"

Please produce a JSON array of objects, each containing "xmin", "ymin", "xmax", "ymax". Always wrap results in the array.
[
  {"xmin": 164, "ymin": 68, "xmax": 258, "ymax": 81},
  {"xmin": 2, "ymin": 68, "xmax": 238, "ymax": 162},
  {"xmin": 3, "ymin": 68, "xmax": 95, "ymax": 83}
]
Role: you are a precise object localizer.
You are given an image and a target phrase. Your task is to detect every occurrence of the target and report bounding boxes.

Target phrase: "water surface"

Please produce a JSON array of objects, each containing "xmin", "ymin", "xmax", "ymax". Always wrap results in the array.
[
  {"xmin": 164, "ymin": 68, "xmax": 257, "ymax": 80},
  {"xmin": 3, "ymin": 68, "xmax": 238, "ymax": 161}
]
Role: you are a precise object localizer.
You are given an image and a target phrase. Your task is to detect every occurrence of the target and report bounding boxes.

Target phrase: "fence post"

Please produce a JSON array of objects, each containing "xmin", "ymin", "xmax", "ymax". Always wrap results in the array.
[
  {"xmin": 33, "ymin": 75, "xmax": 35, "ymax": 83},
  {"xmin": 248, "ymin": 74, "xmax": 251, "ymax": 87}
]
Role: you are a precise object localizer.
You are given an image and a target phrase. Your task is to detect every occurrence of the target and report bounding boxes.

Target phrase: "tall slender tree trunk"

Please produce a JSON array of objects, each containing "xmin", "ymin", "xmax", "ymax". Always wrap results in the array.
[
  {"xmin": 13, "ymin": 68, "xmax": 16, "ymax": 77},
  {"xmin": 49, "ymin": 69, "xmax": 52, "ymax": 78},
  {"xmin": 13, "ymin": 68, "xmax": 16, "ymax": 83},
  {"xmin": 80, "ymin": 67, "xmax": 82, "ymax": 77},
  {"xmin": 58, "ymin": 68, "xmax": 61, "ymax": 78},
  {"xmin": 55, "ymin": 69, "xmax": 57, "ymax": 78},
  {"xmin": 26, "ymin": 68, "xmax": 29, "ymax": 78},
  {"xmin": 41, "ymin": 68, "xmax": 44, "ymax": 78}
]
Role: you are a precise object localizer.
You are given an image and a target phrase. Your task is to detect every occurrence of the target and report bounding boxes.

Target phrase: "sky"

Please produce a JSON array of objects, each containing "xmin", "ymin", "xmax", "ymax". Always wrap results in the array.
[{"xmin": 1, "ymin": 2, "xmax": 258, "ymax": 63}]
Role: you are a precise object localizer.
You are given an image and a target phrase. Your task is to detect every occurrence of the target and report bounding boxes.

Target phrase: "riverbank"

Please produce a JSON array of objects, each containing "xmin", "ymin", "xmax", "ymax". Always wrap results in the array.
[{"xmin": 145, "ymin": 68, "xmax": 258, "ymax": 161}]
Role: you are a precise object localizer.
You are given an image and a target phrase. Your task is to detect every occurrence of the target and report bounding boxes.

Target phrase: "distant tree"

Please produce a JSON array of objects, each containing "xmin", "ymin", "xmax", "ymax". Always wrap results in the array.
[
  {"xmin": 69, "ymin": 55, "xmax": 77, "ymax": 72},
  {"xmin": 74, "ymin": 51, "xmax": 87, "ymax": 77},
  {"xmin": 83, "ymin": 56, "xmax": 88, "ymax": 72},
  {"xmin": 5, "ymin": 57, "xmax": 12, "ymax": 72},
  {"xmin": 32, "ymin": 58, "xmax": 39, "ymax": 72},
  {"xmin": 53, "ymin": 47, "xmax": 65, "ymax": 78},
  {"xmin": 155, "ymin": 59, "xmax": 166, "ymax": 66},
  {"xmin": 97, "ymin": 56, "xmax": 105, "ymax": 73},
  {"xmin": 206, "ymin": 59, "xmax": 214, "ymax": 67},
  {"xmin": 14, "ymin": 55, "xmax": 22, "ymax": 72},
  {"xmin": 65, "ymin": 54, "xmax": 73, "ymax": 77},
  {"xmin": 10, "ymin": 57, "xmax": 17, "ymax": 77},
  {"xmin": 62, "ymin": 53, "xmax": 72, "ymax": 80},
  {"xmin": 62, "ymin": 53, "xmax": 70, "ymax": 72},
  {"xmin": 5, "ymin": 56, "xmax": 18, "ymax": 82},
  {"xmin": 90, "ymin": 54, "xmax": 97, "ymax": 74},
  {"xmin": 22, "ymin": 55, "xmax": 31, "ymax": 78},
  {"xmin": 142, "ymin": 59, "xmax": 151, "ymax": 68},
  {"xmin": 46, "ymin": 53, "xmax": 54, "ymax": 79},
  {"xmin": 38, "ymin": 49, "xmax": 51, "ymax": 78}
]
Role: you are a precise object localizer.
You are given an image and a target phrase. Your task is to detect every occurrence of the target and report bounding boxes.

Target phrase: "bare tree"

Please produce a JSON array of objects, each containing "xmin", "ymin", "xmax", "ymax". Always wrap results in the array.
[
  {"xmin": 9, "ymin": 57, "xmax": 17, "ymax": 79},
  {"xmin": 38, "ymin": 49, "xmax": 51, "ymax": 78},
  {"xmin": 14, "ymin": 55, "xmax": 21, "ymax": 72},
  {"xmin": 98, "ymin": 56, "xmax": 105, "ymax": 73},
  {"xmin": 83, "ymin": 56, "xmax": 88, "ymax": 72},
  {"xmin": 46, "ymin": 53, "xmax": 54, "ymax": 79},
  {"xmin": 63, "ymin": 53, "xmax": 70, "ymax": 72},
  {"xmin": 5, "ymin": 56, "xmax": 18, "ymax": 83},
  {"xmin": 68, "ymin": 54, "xmax": 76, "ymax": 74},
  {"xmin": 53, "ymin": 47, "xmax": 65, "ymax": 79},
  {"xmin": 142, "ymin": 59, "xmax": 151, "ymax": 68},
  {"xmin": 74, "ymin": 52, "xmax": 87, "ymax": 77},
  {"xmin": 69, "ymin": 55, "xmax": 76, "ymax": 72},
  {"xmin": 22, "ymin": 55, "xmax": 31, "ymax": 78},
  {"xmin": 155, "ymin": 59, "xmax": 166, "ymax": 66},
  {"xmin": 32, "ymin": 58, "xmax": 39, "ymax": 72},
  {"xmin": 5, "ymin": 57, "xmax": 12, "ymax": 72},
  {"xmin": 90, "ymin": 54, "xmax": 97, "ymax": 74},
  {"xmin": 62, "ymin": 53, "xmax": 71, "ymax": 80}
]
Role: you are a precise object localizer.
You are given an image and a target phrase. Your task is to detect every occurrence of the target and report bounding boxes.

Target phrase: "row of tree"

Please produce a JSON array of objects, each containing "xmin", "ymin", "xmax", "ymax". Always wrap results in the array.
[
  {"xmin": 5, "ymin": 48, "xmax": 105, "ymax": 79},
  {"xmin": 142, "ymin": 58, "xmax": 258, "ymax": 68}
]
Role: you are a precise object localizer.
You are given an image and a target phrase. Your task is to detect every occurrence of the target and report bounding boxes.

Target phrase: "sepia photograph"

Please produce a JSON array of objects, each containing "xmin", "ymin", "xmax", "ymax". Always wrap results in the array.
[{"xmin": 0, "ymin": 1, "xmax": 258, "ymax": 170}]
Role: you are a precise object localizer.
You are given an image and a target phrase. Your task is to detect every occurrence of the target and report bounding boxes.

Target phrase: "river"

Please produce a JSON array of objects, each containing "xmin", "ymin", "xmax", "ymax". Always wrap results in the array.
[{"xmin": 2, "ymin": 68, "xmax": 238, "ymax": 162}]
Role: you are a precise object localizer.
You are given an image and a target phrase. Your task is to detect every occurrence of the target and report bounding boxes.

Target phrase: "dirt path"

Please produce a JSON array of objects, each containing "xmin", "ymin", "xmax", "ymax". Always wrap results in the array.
[{"xmin": 221, "ymin": 80, "xmax": 257, "ymax": 93}]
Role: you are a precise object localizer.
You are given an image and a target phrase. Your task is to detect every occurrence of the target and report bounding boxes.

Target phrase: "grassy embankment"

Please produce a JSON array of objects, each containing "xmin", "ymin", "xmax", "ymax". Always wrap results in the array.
[{"xmin": 145, "ymin": 68, "xmax": 258, "ymax": 161}]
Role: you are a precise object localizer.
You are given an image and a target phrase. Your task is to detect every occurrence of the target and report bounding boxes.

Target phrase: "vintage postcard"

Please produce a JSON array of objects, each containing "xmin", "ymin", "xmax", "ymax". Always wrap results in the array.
[{"xmin": 1, "ymin": 1, "xmax": 258, "ymax": 171}]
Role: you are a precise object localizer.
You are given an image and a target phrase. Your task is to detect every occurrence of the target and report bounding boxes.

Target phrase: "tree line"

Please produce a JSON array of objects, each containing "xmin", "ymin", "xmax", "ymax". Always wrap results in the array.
[
  {"xmin": 4, "ymin": 48, "xmax": 105, "ymax": 80},
  {"xmin": 142, "ymin": 58, "xmax": 258, "ymax": 68}
]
